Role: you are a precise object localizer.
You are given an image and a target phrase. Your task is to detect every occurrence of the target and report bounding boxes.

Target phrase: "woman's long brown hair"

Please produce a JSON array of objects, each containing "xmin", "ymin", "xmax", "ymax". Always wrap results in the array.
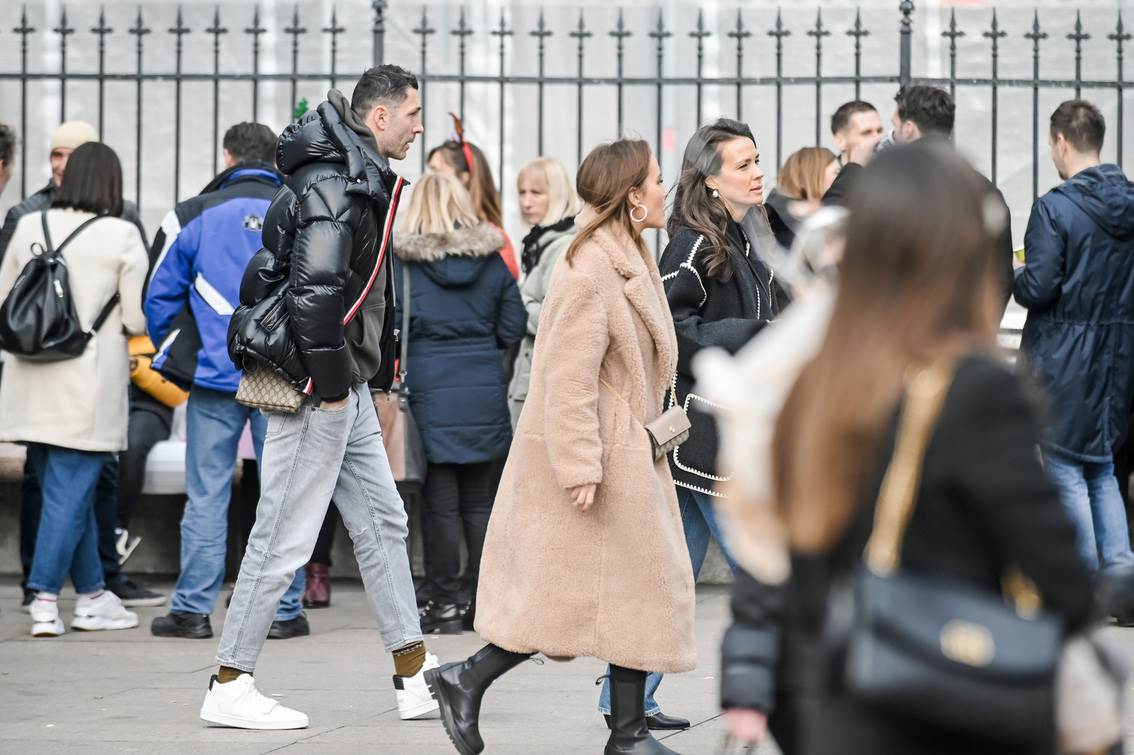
[
  {"xmin": 772, "ymin": 143, "xmax": 1003, "ymax": 553},
  {"xmin": 564, "ymin": 139, "xmax": 652, "ymax": 266},
  {"xmin": 428, "ymin": 140, "xmax": 504, "ymax": 228}
]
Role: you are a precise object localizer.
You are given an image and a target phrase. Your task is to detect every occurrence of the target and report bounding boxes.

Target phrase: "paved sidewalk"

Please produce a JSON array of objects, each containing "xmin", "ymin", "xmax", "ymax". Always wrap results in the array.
[{"xmin": 0, "ymin": 580, "xmax": 760, "ymax": 754}]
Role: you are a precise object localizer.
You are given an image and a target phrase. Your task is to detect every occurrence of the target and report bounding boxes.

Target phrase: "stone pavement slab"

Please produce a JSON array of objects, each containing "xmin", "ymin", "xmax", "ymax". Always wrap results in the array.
[{"xmin": 0, "ymin": 580, "xmax": 772, "ymax": 755}]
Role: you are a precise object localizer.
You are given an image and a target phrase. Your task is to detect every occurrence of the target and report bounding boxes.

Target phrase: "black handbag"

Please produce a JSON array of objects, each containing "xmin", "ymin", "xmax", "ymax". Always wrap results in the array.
[
  {"xmin": 833, "ymin": 364, "xmax": 1061, "ymax": 743},
  {"xmin": 0, "ymin": 212, "xmax": 118, "ymax": 361}
]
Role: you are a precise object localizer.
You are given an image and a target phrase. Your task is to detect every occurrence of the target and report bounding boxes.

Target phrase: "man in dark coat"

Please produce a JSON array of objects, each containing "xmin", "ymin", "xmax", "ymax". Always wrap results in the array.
[{"xmin": 1015, "ymin": 99, "xmax": 1134, "ymax": 574}]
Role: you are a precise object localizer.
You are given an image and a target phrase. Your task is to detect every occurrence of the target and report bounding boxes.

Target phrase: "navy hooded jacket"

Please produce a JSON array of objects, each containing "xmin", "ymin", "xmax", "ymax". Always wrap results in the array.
[
  {"xmin": 1015, "ymin": 163, "xmax": 1134, "ymax": 461},
  {"xmin": 145, "ymin": 165, "xmax": 284, "ymax": 393},
  {"xmin": 393, "ymin": 223, "xmax": 525, "ymax": 465}
]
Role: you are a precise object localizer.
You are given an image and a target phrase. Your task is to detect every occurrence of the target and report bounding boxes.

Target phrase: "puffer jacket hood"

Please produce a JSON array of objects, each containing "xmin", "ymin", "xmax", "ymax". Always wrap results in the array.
[
  {"xmin": 1056, "ymin": 164, "xmax": 1134, "ymax": 240},
  {"xmin": 395, "ymin": 224, "xmax": 503, "ymax": 288}
]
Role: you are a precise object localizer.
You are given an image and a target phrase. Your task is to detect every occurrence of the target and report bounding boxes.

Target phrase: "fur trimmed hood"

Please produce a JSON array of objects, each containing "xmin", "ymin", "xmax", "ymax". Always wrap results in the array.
[{"xmin": 394, "ymin": 223, "xmax": 503, "ymax": 263}]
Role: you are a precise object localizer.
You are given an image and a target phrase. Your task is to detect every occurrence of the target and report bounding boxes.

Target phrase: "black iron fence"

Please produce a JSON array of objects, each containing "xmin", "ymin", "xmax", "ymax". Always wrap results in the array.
[{"xmin": 0, "ymin": 1, "xmax": 1129, "ymax": 224}]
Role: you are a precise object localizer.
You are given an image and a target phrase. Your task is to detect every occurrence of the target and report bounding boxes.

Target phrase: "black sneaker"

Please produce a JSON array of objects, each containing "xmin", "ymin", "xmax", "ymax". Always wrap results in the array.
[
  {"xmin": 421, "ymin": 602, "xmax": 463, "ymax": 634},
  {"xmin": 151, "ymin": 611, "xmax": 213, "ymax": 639},
  {"xmin": 267, "ymin": 612, "xmax": 310, "ymax": 640},
  {"xmin": 21, "ymin": 588, "xmax": 34, "ymax": 613},
  {"xmin": 110, "ymin": 578, "xmax": 167, "ymax": 608}
]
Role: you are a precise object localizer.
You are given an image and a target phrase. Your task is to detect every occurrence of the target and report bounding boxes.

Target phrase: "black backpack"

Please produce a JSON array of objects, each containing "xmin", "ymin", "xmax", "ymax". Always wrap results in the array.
[{"xmin": 0, "ymin": 211, "xmax": 119, "ymax": 361}]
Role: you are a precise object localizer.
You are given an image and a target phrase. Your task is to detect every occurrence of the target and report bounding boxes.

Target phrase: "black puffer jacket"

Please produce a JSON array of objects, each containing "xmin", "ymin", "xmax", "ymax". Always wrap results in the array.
[{"xmin": 228, "ymin": 97, "xmax": 405, "ymax": 401}]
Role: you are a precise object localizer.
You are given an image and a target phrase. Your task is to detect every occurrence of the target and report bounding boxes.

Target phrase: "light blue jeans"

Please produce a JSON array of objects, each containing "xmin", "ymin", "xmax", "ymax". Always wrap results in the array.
[
  {"xmin": 1044, "ymin": 449, "xmax": 1134, "ymax": 572},
  {"xmin": 170, "ymin": 387, "xmax": 303, "ymax": 619},
  {"xmin": 217, "ymin": 385, "xmax": 423, "ymax": 672},
  {"xmin": 597, "ymin": 486, "xmax": 736, "ymax": 715}
]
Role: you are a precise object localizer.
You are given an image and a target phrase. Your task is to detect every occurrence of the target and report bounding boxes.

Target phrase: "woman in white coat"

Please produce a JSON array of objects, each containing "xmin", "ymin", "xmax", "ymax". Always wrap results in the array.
[{"xmin": 0, "ymin": 142, "xmax": 148, "ymax": 637}]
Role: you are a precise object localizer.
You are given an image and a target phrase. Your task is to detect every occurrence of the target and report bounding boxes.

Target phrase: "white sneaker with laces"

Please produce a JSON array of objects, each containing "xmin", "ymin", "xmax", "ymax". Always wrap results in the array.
[
  {"xmin": 200, "ymin": 674, "xmax": 309, "ymax": 730},
  {"xmin": 30, "ymin": 598, "xmax": 64, "ymax": 637},
  {"xmin": 72, "ymin": 591, "xmax": 139, "ymax": 631},
  {"xmin": 394, "ymin": 652, "xmax": 440, "ymax": 720}
]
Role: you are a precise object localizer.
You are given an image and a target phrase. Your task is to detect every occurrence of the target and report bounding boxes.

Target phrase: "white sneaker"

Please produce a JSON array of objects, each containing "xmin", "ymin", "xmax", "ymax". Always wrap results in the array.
[
  {"xmin": 200, "ymin": 674, "xmax": 309, "ymax": 730},
  {"xmin": 30, "ymin": 597, "xmax": 64, "ymax": 637},
  {"xmin": 72, "ymin": 591, "xmax": 139, "ymax": 631},
  {"xmin": 394, "ymin": 652, "xmax": 440, "ymax": 720}
]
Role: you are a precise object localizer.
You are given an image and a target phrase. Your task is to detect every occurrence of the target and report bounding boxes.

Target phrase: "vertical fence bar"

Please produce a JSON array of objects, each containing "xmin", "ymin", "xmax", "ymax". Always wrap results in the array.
[
  {"xmin": 169, "ymin": 8, "xmax": 190, "ymax": 204},
  {"xmin": 808, "ymin": 10, "xmax": 830, "ymax": 146},
  {"xmin": 611, "ymin": 10, "xmax": 630, "ymax": 138},
  {"xmin": 323, "ymin": 8, "xmax": 343, "ymax": 91},
  {"xmin": 570, "ymin": 13, "xmax": 591, "ymax": 165},
  {"xmin": 691, "ymin": 11, "xmax": 709, "ymax": 128},
  {"xmin": 207, "ymin": 9, "xmax": 228, "ymax": 173},
  {"xmin": 942, "ymin": 10, "xmax": 964, "ymax": 100},
  {"xmin": 92, "ymin": 8, "xmax": 112, "ymax": 138},
  {"xmin": 984, "ymin": 11, "xmax": 1006, "ymax": 185},
  {"xmin": 1109, "ymin": 14, "xmax": 1131, "ymax": 169},
  {"xmin": 414, "ymin": 8, "xmax": 434, "ymax": 173},
  {"xmin": 491, "ymin": 11, "xmax": 512, "ymax": 203},
  {"xmin": 55, "ymin": 6, "xmax": 74, "ymax": 123},
  {"xmin": 848, "ymin": 9, "xmax": 869, "ymax": 102},
  {"xmin": 728, "ymin": 12, "xmax": 751, "ymax": 120},
  {"xmin": 15, "ymin": 6, "xmax": 34, "ymax": 198},
  {"xmin": 899, "ymin": 1, "xmax": 914, "ymax": 88},
  {"xmin": 372, "ymin": 0, "xmax": 386, "ymax": 65},
  {"xmin": 1025, "ymin": 13, "xmax": 1047, "ymax": 201},
  {"xmin": 649, "ymin": 12, "xmax": 671, "ymax": 156},
  {"xmin": 532, "ymin": 11, "xmax": 552, "ymax": 155},
  {"xmin": 285, "ymin": 6, "xmax": 306, "ymax": 120},
  {"xmin": 1068, "ymin": 12, "xmax": 1090, "ymax": 100},
  {"xmin": 768, "ymin": 11, "xmax": 790, "ymax": 172},
  {"xmin": 129, "ymin": 7, "xmax": 150, "ymax": 209},
  {"xmin": 453, "ymin": 9, "xmax": 471, "ymax": 122},
  {"xmin": 247, "ymin": 6, "xmax": 266, "ymax": 122}
]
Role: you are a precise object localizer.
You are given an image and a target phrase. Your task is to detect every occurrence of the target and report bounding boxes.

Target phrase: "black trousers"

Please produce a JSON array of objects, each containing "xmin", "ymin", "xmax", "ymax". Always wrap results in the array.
[
  {"xmin": 117, "ymin": 407, "xmax": 172, "ymax": 530},
  {"xmin": 21, "ymin": 456, "xmax": 122, "ymax": 590},
  {"xmin": 421, "ymin": 460, "xmax": 497, "ymax": 604},
  {"xmin": 311, "ymin": 506, "xmax": 340, "ymax": 567}
]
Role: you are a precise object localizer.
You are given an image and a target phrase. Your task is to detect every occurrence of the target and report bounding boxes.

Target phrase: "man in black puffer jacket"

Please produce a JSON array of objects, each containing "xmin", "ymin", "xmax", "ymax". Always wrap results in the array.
[{"xmin": 203, "ymin": 66, "xmax": 442, "ymax": 730}]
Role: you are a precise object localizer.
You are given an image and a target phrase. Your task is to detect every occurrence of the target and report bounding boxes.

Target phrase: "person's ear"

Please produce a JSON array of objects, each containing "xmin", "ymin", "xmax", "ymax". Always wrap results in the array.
[
  {"xmin": 369, "ymin": 104, "xmax": 387, "ymax": 133},
  {"xmin": 627, "ymin": 187, "xmax": 643, "ymax": 208},
  {"xmin": 703, "ymin": 176, "xmax": 718, "ymax": 194},
  {"xmin": 833, "ymin": 131, "xmax": 848, "ymax": 153}
]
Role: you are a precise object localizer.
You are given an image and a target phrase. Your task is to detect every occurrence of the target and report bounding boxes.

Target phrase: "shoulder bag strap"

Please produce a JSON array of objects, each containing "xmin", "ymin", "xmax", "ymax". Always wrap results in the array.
[
  {"xmin": 399, "ymin": 263, "xmax": 411, "ymax": 385},
  {"xmin": 40, "ymin": 211, "xmax": 107, "ymax": 258}
]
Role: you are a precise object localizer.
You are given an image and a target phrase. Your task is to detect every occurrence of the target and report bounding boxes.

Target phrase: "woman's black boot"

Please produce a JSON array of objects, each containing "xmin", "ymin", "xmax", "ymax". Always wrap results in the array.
[
  {"xmin": 426, "ymin": 643, "xmax": 532, "ymax": 755},
  {"xmin": 605, "ymin": 665, "xmax": 681, "ymax": 754}
]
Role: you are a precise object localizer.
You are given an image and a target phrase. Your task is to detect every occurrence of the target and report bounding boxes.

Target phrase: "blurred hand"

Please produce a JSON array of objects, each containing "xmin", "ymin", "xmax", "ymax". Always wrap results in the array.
[
  {"xmin": 848, "ymin": 136, "xmax": 879, "ymax": 167},
  {"xmin": 568, "ymin": 484, "xmax": 597, "ymax": 512},
  {"xmin": 724, "ymin": 708, "xmax": 768, "ymax": 745},
  {"xmin": 320, "ymin": 398, "xmax": 348, "ymax": 411}
]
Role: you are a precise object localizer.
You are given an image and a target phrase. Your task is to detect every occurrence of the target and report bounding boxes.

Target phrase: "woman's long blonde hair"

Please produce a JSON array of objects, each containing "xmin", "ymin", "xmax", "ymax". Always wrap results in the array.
[
  {"xmin": 565, "ymin": 139, "xmax": 653, "ymax": 265},
  {"xmin": 772, "ymin": 143, "xmax": 1003, "ymax": 553},
  {"xmin": 516, "ymin": 157, "xmax": 581, "ymax": 227},
  {"xmin": 399, "ymin": 172, "xmax": 482, "ymax": 235}
]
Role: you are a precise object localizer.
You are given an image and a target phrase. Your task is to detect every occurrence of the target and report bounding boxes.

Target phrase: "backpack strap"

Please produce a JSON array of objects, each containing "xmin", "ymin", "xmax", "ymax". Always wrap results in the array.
[
  {"xmin": 39, "ymin": 210, "xmax": 108, "ymax": 258},
  {"xmin": 89, "ymin": 292, "xmax": 121, "ymax": 334}
]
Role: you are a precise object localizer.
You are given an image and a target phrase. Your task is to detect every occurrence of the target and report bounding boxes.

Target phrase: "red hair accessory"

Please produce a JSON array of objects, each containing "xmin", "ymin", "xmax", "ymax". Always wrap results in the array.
[{"xmin": 449, "ymin": 111, "xmax": 476, "ymax": 177}]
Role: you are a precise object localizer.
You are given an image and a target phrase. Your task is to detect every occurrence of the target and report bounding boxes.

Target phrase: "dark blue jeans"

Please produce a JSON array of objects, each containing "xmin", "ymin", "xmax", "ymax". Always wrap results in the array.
[{"xmin": 24, "ymin": 445, "xmax": 113, "ymax": 595}]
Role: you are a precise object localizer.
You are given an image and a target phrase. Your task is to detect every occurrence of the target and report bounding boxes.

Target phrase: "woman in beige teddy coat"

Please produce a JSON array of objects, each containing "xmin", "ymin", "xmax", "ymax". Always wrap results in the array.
[{"xmin": 427, "ymin": 139, "xmax": 695, "ymax": 755}]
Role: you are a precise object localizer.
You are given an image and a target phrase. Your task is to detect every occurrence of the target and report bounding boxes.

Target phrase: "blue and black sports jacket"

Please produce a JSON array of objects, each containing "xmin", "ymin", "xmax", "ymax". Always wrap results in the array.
[{"xmin": 144, "ymin": 164, "xmax": 284, "ymax": 393}]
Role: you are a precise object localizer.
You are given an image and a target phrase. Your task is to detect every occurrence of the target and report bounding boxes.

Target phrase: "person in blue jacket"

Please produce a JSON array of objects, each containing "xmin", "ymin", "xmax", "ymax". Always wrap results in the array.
[
  {"xmin": 392, "ymin": 172, "xmax": 524, "ymax": 635},
  {"xmin": 144, "ymin": 122, "xmax": 306, "ymax": 640},
  {"xmin": 1015, "ymin": 99, "xmax": 1134, "ymax": 579}
]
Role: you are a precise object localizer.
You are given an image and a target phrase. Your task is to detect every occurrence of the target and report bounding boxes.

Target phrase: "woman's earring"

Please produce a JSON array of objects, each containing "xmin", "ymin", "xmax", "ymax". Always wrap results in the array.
[
  {"xmin": 711, "ymin": 188, "xmax": 720, "ymax": 198},
  {"xmin": 630, "ymin": 203, "xmax": 648, "ymax": 223}
]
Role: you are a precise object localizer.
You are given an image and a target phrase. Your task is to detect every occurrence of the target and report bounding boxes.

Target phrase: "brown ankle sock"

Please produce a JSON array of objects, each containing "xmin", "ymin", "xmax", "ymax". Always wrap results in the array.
[
  {"xmin": 217, "ymin": 666, "xmax": 245, "ymax": 684},
  {"xmin": 392, "ymin": 641, "xmax": 427, "ymax": 677}
]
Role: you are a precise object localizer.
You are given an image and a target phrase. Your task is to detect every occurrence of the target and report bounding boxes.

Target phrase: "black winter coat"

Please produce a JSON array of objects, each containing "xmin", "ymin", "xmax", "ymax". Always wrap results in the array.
[
  {"xmin": 658, "ymin": 212, "xmax": 792, "ymax": 495},
  {"xmin": 784, "ymin": 356, "xmax": 1091, "ymax": 755},
  {"xmin": 228, "ymin": 98, "xmax": 404, "ymax": 401},
  {"xmin": 1015, "ymin": 163, "xmax": 1134, "ymax": 462},
  {"xmin": 393, "ymin": 224, "xmax": 525, "ymax": 465}
]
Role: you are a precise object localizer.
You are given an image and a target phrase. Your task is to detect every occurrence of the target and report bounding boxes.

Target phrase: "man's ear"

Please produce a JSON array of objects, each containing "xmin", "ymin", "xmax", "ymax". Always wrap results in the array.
[
  {"xmin": 369, "ymin": 103, "xmax": 389, "ymax": 134},
  {"xmin": 833, "ymin": 131, "xmax": 848, "ymax": 153}
]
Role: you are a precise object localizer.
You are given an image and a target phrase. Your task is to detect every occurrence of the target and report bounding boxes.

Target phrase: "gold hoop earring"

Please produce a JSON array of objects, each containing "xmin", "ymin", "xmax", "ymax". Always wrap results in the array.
[{"xmin": 630, "ymin": 204, "xmax": 648, "ymax": 223}]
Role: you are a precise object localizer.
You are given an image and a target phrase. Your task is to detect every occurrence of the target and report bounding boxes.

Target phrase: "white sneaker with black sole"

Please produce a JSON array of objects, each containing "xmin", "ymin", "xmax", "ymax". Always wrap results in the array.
[
  {"xmin": 394, "ymin": 652, "xmax": 440, "ymax": 720},
  {"xmin": 30, "ymin": 597, "xmax": 64, "ymax": 637},
  {"xmin": 72, "ymin": 591, "xmax": 139, "ymax": 631},
  {"xmin": 200, "ymin": 674, "xmax": 309, "ymax": 730}
]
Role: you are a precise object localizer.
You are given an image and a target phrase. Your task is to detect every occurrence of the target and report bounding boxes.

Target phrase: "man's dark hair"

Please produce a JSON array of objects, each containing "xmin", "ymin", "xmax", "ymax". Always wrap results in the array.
[
  {"xmin": 0, "ymin": 123, "xmax": 16, "ymax": 166},
  {"xmin": 1050, "ymin": 99, "xmax": 1105, "ymax": 154},
  {"xmin": 894, "ymin": 85, "xmax": 955, "ymax": 137},
  {"xmin": 222, "ymin": 122, "xmax": 277, "ymax": 165},
  {"xmin": 351, "ymin": 65, "xmax": 419, "ymax": 115},
  {"xmin": 830, "ymin": 100, "xmax": 877, "ymax": 135},
  {"xmin": 53, "ymin": 141, "xmax": 124, "ymax": 217}
]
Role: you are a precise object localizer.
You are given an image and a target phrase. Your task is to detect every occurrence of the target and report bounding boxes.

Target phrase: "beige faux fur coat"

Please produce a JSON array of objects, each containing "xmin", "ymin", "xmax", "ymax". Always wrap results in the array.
[{"xmin": 475, "ymin": 222, "xmax": 697, "ymax": 673}]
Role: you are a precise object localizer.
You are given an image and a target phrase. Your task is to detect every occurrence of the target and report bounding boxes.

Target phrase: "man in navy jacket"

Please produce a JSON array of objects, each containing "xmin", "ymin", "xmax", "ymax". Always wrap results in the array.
[
  {"xmin": 1015, "ymin": 100, "xmax": 1134, "ymax": 575},
  {"xmin": 145, "ymin": 123, "xmax": 306, "ymax": 640}
]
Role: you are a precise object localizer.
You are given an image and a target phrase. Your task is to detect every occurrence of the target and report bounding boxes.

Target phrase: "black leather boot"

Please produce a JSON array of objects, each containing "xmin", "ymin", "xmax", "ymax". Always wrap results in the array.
[
  {"xmin": 606, "ymin": 665, "xmax": 681, "ymax": 755},
  {"xmin": 426, "ymin": 644, "xmax": 533, "ymax": 755}
]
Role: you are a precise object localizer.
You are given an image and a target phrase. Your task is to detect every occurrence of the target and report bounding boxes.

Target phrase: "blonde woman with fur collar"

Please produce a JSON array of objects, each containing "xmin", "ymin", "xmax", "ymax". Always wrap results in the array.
[{"xmin": 392, "ymin": 173, "xmax": 524, "ymax": 635}]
